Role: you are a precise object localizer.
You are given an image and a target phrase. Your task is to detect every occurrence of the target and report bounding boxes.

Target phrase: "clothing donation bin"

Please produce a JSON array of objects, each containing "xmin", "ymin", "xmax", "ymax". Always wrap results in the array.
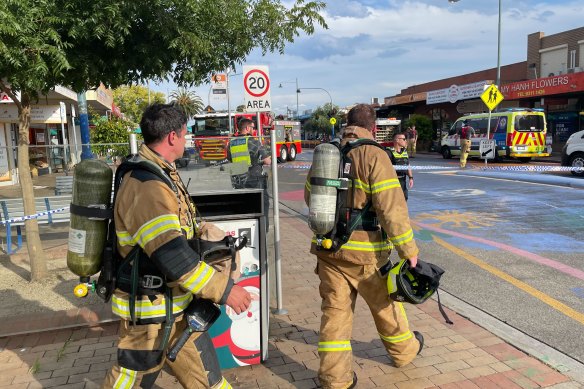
[{"xmin": 191, "ymin": 188, "xmax": 269, "ymax": 368}]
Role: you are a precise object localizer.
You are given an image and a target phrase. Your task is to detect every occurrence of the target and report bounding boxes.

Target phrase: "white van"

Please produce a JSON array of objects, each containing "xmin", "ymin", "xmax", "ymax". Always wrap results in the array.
[
  {"xmin": 441, "ymin": 108, "xmax": 551, "ymax": 163},
  {"xmin": 561, "ymin": 129, "xmax": 584, "ymax": 177}
]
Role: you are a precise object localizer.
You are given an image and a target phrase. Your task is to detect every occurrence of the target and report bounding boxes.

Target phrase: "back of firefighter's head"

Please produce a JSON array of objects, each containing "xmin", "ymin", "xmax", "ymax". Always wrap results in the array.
[
  {"xmin": 238, "ymin": 118, "xmax": 254, "ymax": 135},
  {"xmin": 347, "ymin": 104, "xmax": 376, "ymax": 132},
  {"xmin": 140, "ymin": 103, "xmax": 187, "ymax": 146}
]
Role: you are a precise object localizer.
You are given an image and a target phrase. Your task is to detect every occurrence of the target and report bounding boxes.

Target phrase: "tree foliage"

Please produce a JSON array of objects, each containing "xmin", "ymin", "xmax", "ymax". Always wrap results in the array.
[
  {"xmin": 303, "ymin": 103, "xmax": 342, "ymax": 136},
  {"xmin": 169, "ymin": 88, "xmax": 204, "ymax": 119},
  {"xmin": 90, "ymin": 114, "xmax": 135, "ymax": 158},
  {"xmin": 404, "ymin": 114, "xmax": 433, "ymax": 142},
  {"xmin": 113, "ymin": 85, "xmax": 166, "ymax": 125},
  {"xmin": 0, "ymin": 0, "xmax": 327, "ymax": 281}
]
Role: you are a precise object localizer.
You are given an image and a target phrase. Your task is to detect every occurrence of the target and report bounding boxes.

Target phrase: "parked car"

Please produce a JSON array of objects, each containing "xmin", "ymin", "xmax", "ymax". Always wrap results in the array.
[{"xmin": 561, "ymin": 129, "xmax": 584, "ymax": 177}]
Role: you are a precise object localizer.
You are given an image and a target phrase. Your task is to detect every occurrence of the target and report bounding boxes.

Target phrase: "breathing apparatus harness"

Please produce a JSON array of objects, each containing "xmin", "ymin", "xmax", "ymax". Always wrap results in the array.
[
  {"xmin": 95, "ymin": 154, "xmax": 245, "ymax": 353},
  {"xmin": 312, "ymin": 138, "xmax": 386, "ymax": 251}
]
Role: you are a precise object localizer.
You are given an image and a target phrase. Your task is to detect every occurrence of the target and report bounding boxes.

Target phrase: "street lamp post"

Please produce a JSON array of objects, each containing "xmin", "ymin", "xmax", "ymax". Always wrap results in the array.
[
  {"xmin": 278, "ymin": 78, "xmax": 299, "ymax": 119},
  {"xmin": 449, "ymin": 0, "xmax": 502, "ymax": 86},
  {"xmin": 297, "ymin": 87, "xmax": 334, "ymax": 137}
]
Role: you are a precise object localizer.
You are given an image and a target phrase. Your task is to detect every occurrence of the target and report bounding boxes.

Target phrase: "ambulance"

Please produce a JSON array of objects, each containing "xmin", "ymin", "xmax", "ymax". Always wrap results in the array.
[{"xmin": 440, "ymin": 108, "xmax": 551, "ymax": 162}]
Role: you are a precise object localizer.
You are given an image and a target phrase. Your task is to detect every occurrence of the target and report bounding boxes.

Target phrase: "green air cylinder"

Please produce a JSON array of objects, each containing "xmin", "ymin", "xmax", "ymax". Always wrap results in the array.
[
  {"xmin": 67, "ymin": 159, "xmax": 113, "ymax": 278},
  {"xmin": 308, "ymin": 143, "xmax": 341, "ymax": 235}
]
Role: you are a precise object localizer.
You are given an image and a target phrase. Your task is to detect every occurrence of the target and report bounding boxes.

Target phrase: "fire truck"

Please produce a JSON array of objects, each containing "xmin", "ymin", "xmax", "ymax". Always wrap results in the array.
[
  {"xmin": 375, "ymin": 118, "xmax": 402, "ymax": 148},
  {"xmin": 191, "ymin": 111, "xmax": 302, "ymax": 163}
]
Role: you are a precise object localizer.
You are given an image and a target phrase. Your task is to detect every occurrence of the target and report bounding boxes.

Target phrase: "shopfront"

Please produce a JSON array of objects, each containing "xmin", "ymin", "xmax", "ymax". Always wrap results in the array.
[{"xmin": 501, "ymin": 72, "xmax": 584, "ymax": 151}]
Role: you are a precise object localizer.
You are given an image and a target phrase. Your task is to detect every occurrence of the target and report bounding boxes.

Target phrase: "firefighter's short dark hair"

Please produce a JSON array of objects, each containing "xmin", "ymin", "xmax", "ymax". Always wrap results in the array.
[
  {"xmin": 347, "ymin": 104, "xmax": 376, "ymax": 131},
  {"xmin": 238, "ymin": 118, "xmax": 254, "ymax": 131},
  {"xmin": 140, "ymin": 103, "xmax": 187, "ymax": 145}
]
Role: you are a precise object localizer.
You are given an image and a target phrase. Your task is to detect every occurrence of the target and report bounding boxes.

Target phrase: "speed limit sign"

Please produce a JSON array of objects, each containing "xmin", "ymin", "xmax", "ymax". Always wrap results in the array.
[{"xmin": 243, "ymin": 65, "xmax": 272, "ymax": 112}]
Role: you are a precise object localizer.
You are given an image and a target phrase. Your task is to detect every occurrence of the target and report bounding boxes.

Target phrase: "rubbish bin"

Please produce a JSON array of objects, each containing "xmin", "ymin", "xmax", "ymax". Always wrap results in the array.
[{"xmin": 191, "ymin": 188, "xmax": 268, "ymax": 368}]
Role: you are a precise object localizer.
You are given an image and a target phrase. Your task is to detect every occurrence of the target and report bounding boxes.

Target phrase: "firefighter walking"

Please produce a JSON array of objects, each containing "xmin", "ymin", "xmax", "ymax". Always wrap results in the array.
[
  {"xmin": 460, "ymin": 119, "xmax": 476, "ymax": 168},
  {"xmin": 102, "ymin": 104, "xmax": 251, "ymax": 389},
  {"xmin": 304, "ymin": 104, "xmax": 423, "ymax": 389}
]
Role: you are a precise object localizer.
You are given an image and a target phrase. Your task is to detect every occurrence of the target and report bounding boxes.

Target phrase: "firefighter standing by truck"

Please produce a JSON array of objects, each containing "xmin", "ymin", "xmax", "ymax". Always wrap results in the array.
[
  {"xmin": 228, "ymin": 117, "xmax": 271, "ymax": 229},
  {"xmin": 102, "ymin": 104, "xmax": 251, "ymax": 389},
  {"xmin": 304, "ymin": 104, "xmax": 423, "ymax": 389}
]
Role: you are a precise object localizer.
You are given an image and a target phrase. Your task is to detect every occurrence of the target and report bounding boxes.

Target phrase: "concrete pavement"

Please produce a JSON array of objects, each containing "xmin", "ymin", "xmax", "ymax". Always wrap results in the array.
[{"xmin": 1, "ymin": 208, "xmax": 583, "ymax": 388}]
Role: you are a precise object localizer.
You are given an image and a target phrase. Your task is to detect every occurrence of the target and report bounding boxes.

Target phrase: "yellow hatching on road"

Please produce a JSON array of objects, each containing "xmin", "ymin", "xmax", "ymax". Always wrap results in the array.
[{"xmin": 431, "ymin": 235, "xmax": 584, "ymax": 326}]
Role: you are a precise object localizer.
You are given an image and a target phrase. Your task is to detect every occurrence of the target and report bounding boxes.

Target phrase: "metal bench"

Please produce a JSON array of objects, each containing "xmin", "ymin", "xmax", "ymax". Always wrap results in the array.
[
  {"xmin": 55, "ymin": 175, "xmax": 74, "ymax": 195},
  {"xmin": 0, "ymin": 196, "xmax": 71, "ymax": 254}
]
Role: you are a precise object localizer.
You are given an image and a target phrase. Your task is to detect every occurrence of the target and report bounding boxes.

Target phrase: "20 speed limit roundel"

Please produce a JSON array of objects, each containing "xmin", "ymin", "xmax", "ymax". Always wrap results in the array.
[{"xmin": 244, "ymin": 69, "xmax": 270, "ymax": 98}]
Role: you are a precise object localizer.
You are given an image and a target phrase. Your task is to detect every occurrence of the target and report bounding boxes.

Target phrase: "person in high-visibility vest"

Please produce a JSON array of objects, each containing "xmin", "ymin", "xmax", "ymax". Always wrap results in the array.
[
  {"xmin": 228, "ymin": 118, "xmax": 271, "ymax": 227},
  {"xmin": 387, "ymin": 132, "xmax": 414, "ymax": 201}
]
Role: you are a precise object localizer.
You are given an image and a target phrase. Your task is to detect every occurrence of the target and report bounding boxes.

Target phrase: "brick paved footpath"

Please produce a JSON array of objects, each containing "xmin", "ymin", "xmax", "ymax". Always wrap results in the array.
[{"xmin": 0, "ymin": 211, "xmax": 581, "ymax": 388}]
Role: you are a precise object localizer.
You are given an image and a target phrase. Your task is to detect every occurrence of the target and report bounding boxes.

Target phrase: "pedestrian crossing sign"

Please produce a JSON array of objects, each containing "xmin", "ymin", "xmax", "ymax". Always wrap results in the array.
[{"xmin": 481, "ymin": 84, "xmax": 504, "ymax": 111}]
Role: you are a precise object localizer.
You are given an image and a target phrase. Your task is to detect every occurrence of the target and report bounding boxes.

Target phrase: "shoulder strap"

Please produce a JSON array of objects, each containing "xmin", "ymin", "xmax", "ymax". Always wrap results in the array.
[{"xmin": 96, "ymin": 155, "xmax": 178, "ymax": 302}]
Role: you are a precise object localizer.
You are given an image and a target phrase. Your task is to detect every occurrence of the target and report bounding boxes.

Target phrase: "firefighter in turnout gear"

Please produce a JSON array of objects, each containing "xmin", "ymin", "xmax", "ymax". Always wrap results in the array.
[
  {"xmin": 387, "ymin": 132, "xmax": 414, "ymax": 201},
  {"xmin": 304, "ymin": 104, "xmax": 423, "ymax": 389},
  {"xmin": 102, "ymin": 104, "xmax": 251, "ymax": 389}
]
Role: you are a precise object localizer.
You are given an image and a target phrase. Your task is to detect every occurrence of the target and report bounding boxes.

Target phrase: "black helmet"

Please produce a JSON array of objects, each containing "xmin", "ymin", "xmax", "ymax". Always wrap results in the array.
[{"xmin": 386, "ymin": 259, "xmax": 445, "ymax": 304}]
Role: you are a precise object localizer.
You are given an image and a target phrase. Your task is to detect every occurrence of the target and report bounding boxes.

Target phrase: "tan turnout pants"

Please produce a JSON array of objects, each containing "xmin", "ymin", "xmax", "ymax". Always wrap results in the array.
[
  {"xmin": 317, "ymin": 257, "xmax": 420, "ymax": 389},
  {"xmin": 102, "ymin": 318, "xmax": 231, "ymax": 389},
  {"xmin": 460, "ymin": 139, "xmax": 472, "ymax": 167}
]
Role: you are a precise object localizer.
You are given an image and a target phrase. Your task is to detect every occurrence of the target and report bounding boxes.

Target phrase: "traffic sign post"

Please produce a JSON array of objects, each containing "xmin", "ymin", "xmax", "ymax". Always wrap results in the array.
[
  {"xmin": 329, "ymin": 117, "xmax": 336, "ymax": 137},
  {"xmin": 243, "ymin": 65, "xmax": 272, "ymax": 112},
  {"xmin": 479, "ymin": 139, "xmax": 496, "ymax": 160},
  {"xmin": 480, "ymin": 84, "xmax": 504, "ymax": 165}
]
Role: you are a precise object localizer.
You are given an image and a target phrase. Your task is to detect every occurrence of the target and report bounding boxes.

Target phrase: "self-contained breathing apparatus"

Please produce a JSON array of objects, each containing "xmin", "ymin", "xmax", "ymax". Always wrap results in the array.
[
  {"xmin": 308, "ymin": 139, "xmax": 385, "ymax": 251},
  {"xmin": 67, "ymin": 155, "xmax": 248, "ymax": 353}
]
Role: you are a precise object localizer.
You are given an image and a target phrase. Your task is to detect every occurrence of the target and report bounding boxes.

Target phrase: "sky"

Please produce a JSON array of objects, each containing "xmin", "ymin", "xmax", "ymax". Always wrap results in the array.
[{"xmin": 151, "ymin": 0, "xmax": 584, "ymax": 116}]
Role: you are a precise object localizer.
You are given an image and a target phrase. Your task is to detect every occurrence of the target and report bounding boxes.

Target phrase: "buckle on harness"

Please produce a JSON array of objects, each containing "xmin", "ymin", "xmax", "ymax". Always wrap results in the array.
[{"xmin": 141, "ymin": 275, "xmax": 164, "ymax": 289}]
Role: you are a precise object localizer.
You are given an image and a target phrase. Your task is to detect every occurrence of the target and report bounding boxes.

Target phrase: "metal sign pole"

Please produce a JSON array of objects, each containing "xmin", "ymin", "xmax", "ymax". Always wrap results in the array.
[
  {"xmin": 59, "ymin": 102, "xmax": 69, "ymax": 172},
  {"xmin": 485, "ymin": 110, "xmax": 492, "ymax": 166},
  {"xmin": 270, "ymin": 127, "xmax": 286, "ymax": 314}
]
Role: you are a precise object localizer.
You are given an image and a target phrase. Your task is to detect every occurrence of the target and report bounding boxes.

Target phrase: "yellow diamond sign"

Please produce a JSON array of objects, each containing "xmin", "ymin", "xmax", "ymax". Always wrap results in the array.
[{"xmin": 481, "ymin": 84, "xmax": 504, "ymax": 111}]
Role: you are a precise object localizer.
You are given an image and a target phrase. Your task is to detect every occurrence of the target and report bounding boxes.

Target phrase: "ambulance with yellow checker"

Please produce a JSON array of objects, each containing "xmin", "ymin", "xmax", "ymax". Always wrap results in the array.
[{"xmin": 440, "ymin": 108, "xmax": 551, "ymax": 162}]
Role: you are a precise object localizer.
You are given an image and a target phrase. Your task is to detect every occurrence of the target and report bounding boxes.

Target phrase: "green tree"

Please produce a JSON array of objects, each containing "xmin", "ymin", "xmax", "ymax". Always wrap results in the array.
[
  {"xmin": 0, "ymin": 0, "xmax": 326, "ymax": 281},
  {"xmin": 305, "ymin": 103, "xmax": 341, "ymax": 137},
  {"xmin": 236, "ymin": 105, "xmax": 246, "ymax": 112},
  {"xmin": 404, "ymin": 114, "xmax": 433, "ymax": 142},
  {"xmin": 113, "ymin": 85, "xmax": 166, "ymax": 125},
  {"xmin": 90, "ymin": 116, "xmax": 135, "ymax": 159},
  {"xmin": 169, "ymin": 88, "xmax": 204, "ymax": 119}
]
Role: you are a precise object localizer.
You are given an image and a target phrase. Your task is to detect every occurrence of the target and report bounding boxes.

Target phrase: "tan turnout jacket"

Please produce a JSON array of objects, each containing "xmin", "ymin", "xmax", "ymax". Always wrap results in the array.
[
  {"xmin": 304, "ymin": 126, "xmax": 419, "ymax": 265},
  {"xmin": 111, "ymin": 144, "xmax": 230, "ymax": 322}
]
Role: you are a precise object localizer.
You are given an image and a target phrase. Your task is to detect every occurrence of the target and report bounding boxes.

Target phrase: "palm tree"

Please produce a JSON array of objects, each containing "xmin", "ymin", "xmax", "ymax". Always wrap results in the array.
[{"xmin": 169, "ymin": 88, "xmax": 204, "ymax": 119}]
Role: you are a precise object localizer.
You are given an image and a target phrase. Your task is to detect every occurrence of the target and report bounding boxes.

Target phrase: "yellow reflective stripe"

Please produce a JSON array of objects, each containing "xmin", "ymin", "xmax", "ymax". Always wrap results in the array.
[
  {"xmin": 117, "ymin": 214, "xmax": 181, "ymax": 248},
  {"xmin": 341, "ymin": 240, "xmax": 393, "ymax": 252},
  {"xmin": 111, "ymin": 292, "xmax": 192, "ymax": 320},
  {"xmin": 389, "ymin": 228, "xmax": 414, "ymax": 246},
  {"xmin": 370, "ymin": 178, "xmax": 401, "ymax": 194},
  {"xmin": 215, "ymin": 377, "xmax": 231, "ymax": 389},
  {"xmin": 379, "ymin": 330, "xmax": 413, "ymax": 343},
  {"xmin": 318, "ymin": 340, "xmax": 352, "ymax": 352},
  {"xmin": 183, "ymin": 224, "xmax": 194, "ymax": 239},
  {"xmin": 397, "ymin": 302, "xmax": 409, "ymax": 326},
  {"xmin": 114, "ymin": 367, "xmax": 137, "ymax": 389},
  {"xmin": 305, "ymin": 179, "xmax": 311, "ymax": 192},
  {"xmin": 353, "ymin": 179, "xmax": 371, "ymax": 193},
  {"xmin": 181, "ymin": 262, "xmax": 215, "ymax": 293}
]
